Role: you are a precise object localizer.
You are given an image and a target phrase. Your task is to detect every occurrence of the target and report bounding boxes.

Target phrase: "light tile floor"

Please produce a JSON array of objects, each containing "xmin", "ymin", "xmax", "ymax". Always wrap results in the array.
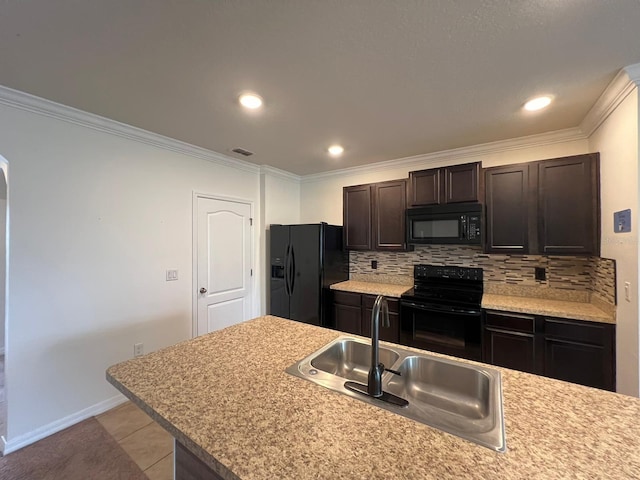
[{"xmin": 96, "ymin": 401, "xmax": 173, "ymax": 480}]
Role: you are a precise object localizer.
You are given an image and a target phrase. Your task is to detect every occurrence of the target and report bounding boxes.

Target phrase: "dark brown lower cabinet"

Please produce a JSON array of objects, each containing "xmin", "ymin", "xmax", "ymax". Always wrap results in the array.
[
  {"xmin": 362, "ymin": 294, "xmax": 400, "ymax": 342},
  {"xmin": 333, "ymin": 291, "xmax": 363, "ymax": 335},
  {"xmin": 483, "ymin": 311, "xmax": 539, "ymax": 374},
  {"xmin": 483, "ymin": 310, "xmax": 615, "ymax": 391},
  {"xmin": 543, "ymin": 317, "xmax": 615, "ymax": 391},
  {"xmin": 333, "ymin": 291, "xmax": 400, "ymax": 343},
  {"xmin": 176, "ymin": 440, "xmax": 224, "ymax": 479}
]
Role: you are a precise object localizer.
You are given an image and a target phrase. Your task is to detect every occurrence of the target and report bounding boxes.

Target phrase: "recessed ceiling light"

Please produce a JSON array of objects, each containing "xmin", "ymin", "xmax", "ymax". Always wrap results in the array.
[
  {"xmin": 328, "ymin": 145, "xmax": 344, "ymax": 157},
  {"xmin": 524, "ymin": 96, "xmax": 552, "ymax": 111},
  {"xmin": 239, "ymin": 93, "xmax": 263, "ymax": 110}
]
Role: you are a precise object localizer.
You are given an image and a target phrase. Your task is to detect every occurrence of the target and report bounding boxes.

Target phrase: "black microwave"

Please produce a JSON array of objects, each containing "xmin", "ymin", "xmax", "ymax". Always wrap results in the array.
[{"xmin": 406, "ymin": 203, "xmax": 482, "ymax": 245}]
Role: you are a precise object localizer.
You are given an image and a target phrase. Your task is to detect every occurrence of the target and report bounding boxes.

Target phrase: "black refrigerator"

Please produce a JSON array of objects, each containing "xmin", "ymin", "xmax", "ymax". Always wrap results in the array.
[{"xmin": 270, "ymin": 223, "xmax": 348, "ymax": 327}]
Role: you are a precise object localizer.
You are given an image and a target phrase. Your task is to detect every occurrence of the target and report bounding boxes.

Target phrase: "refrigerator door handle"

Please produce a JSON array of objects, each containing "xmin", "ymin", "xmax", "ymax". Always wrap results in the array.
[
  {"xmin": 289, "ymin": 245, "xmax": 296, "ymax": 294},
  {"xmin": 284, "ymin": 244, "xmax": 291, "ymax": 296}
]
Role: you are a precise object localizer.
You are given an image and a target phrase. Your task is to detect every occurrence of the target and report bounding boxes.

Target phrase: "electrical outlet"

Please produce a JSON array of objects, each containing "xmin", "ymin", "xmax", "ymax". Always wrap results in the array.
[
  {"xmin": 535, "ymin": 267, "xmax": 546, "ymax": 281},
  {"xmin": 166, "ymin": 269, "xmax": 178, "ymax": 281},
  {"xmin": 371, "ymin": 260, "xmax": 378, "ymax": 270},
  {"xmin": 625, "ymin": 282, "xmax": 631, "ymax": 302},
  {"xmin": 134, "ymin": 343, "xmax": 144, "ymax": 357}
]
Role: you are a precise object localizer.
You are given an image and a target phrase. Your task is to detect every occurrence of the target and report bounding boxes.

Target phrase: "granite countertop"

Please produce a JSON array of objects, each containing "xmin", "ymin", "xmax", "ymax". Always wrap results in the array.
[
  {"xmin": 107, "ymin": 316, "xmax": 640, "ymax": 480},
  {"xmin": 483, "ymin": 294, "xmax": 615, "ymax": 324},
  {"xmin": 330, "ymin": 280, "xmax": 411, "ymax": 298},
  {"xmin": 333, "ymin": 278, "xmax": 615, "ymax": 324}
]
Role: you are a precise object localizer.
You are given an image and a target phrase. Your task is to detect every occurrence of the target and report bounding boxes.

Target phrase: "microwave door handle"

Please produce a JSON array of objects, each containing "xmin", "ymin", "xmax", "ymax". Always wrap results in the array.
[{"xmin": 460, "ymin": 215, "xmax": 467, "ymax": 240}]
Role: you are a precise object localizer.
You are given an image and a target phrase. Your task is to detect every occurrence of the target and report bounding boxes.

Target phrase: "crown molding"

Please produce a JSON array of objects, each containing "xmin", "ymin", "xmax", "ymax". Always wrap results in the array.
[
  {"xmin": 300, "ymin": 127, "xmax": 586, "ymax": 183},
  {"xmin": 0, "ymin": 85, "xmax": 260, "ymax": 174},
  {"xmin": 624, "ymin": 62, "xmax": 640, "ymax": 86},
  {"xmin": 259, "ymin": 165, "xmax": 301, "ymax": 182},
  {"xmin": 580, "ymin": 64, "xmax": 640, "ymax": 137}
]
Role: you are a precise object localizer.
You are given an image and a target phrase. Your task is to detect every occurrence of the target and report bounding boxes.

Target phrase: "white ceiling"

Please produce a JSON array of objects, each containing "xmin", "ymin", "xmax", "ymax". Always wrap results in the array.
[{"xmin": 1, "ymin": 1, "xmax": 640, "ymax": 175}]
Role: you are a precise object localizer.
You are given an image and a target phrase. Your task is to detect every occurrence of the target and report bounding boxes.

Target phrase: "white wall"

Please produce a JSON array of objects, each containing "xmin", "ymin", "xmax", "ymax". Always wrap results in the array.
[
  {"xmin": 260, "ymin": 169, "xmax": 301, "ymax": 313},
  {"xmin": 0, "ymin": 168, "xmax": 6, "ymax": 356},
  {"xmin": 300, "ymin": 137, "xmax": 589, "ymax": 224},
  {"xmin": 589, "ymin": 88, "xmax": 639, "ymax": 396},
  {"xmin": 0, "ymin": 103, "xmax": 261, "ymax": 447}
]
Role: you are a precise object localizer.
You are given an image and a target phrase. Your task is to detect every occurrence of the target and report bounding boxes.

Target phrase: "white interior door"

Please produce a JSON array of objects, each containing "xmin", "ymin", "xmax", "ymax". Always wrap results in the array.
[{"xmin": 196, "ymin": 197, "xmax": 252, "ymax": 336}]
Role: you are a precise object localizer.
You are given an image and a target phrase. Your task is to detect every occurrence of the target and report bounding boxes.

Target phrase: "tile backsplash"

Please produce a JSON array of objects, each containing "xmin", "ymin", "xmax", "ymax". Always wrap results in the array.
[{"xmin": 350, "ymin": 245, "xmax": 616, "ymax": 305}]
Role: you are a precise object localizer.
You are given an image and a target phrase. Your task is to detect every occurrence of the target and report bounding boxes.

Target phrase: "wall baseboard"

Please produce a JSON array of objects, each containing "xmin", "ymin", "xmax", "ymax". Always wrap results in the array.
[{"xmin": 1, "ymin": 393, "xmax": 128, "ymax": 455}]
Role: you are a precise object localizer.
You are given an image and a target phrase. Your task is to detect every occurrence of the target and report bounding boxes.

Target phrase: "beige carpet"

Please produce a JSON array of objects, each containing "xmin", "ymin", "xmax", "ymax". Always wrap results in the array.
[{"xmin": 0, "ymin": 417, "xmax": 148, "ymax": 480}]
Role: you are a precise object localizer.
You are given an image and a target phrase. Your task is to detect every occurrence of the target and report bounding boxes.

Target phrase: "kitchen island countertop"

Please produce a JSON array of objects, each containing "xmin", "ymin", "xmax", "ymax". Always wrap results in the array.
[{"xmin": 107, "ymin": 315, "xmax": 639, "ymax": 480}]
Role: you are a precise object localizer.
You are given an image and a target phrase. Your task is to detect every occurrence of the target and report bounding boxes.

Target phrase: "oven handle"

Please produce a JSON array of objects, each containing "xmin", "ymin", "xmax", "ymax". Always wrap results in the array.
[{"xmin": 400, "ymin": 300, "xmax": 481, "ymax": 316}]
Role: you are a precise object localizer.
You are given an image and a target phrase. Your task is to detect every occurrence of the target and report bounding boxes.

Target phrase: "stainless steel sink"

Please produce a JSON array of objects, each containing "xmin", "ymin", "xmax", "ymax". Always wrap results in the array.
[
  {"xmin": 310, "ymin": 338, "xmax": 400, "ymax": 383},
  {"xmin": 286, "ymin": 336, "xmax": 505, "ymax": 452}
]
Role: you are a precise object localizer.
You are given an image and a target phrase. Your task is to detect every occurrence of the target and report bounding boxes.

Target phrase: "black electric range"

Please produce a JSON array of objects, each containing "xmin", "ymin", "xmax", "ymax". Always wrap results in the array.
[{"xmin": 400, "ymin": 265, "xmax": 484, "ymax": 361}]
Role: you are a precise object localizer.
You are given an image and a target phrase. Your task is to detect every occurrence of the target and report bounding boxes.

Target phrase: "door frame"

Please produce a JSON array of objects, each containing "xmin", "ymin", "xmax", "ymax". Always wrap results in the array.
[{"xmin": 191, "ymin": 192, "xmax": 256, "ymax": 338}]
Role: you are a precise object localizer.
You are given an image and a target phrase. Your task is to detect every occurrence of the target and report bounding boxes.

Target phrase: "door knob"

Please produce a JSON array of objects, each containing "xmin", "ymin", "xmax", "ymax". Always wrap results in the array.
[{"xmin": 199, "ymin": 287, "xmax": 207, "ymax": 294}]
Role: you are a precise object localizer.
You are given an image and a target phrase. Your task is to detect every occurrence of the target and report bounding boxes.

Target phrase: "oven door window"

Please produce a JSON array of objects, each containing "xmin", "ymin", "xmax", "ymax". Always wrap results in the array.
[
  {"xmin": 412, "ymin": 218, "xmax": 459, "ymax": 239},
  {"xmin": 415, "ymin": 315, "xmax": 465, "ymax": 348},
  {"xmin": 401, "ymin": 303, "xmax": 482, "ymax": 361}
]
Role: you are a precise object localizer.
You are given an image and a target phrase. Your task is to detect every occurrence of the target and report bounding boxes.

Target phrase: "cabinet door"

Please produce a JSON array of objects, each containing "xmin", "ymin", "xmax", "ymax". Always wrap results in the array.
[
  {"xmin": 484, "ymin": 164, "xmax": 531, "ymax": 253},
  {"xmin": 408, "ymin": 168, "xmax": 441, "ymax": 206},
  {"xmin": 334, "ymin": 304, "xmax": 362, "ymax": 335},
  {"xmin": 543, "ymin": 317, "xmax": 615, "ymax": 391},
  {"xmin": 483, "ymin": 311, "xmax": 539, "ymax": 373},
  {"xmin": 538, "ymin": 154, "xmax": 599, "ymax": 255},
  {"xmin": 343, "ymin": 185, "xmax": 372, "ymax": 250},
  {"xmin": 444, "ymin": 162, "xmax": 480, "ymax": 203},
  {"xmin": 333, "ymin": 291, "xmax": 362, "ymax": 335},
  {"xmin": 362, "ymin": 295, "xmax": 400, "ymax": 343},
  {"xmin": 372, "ymin": 179, "xmax": 407, "ymax": 251},
  {"xmin": 544, "ymin": 339, "xmax": 612, "ymax": 390}
]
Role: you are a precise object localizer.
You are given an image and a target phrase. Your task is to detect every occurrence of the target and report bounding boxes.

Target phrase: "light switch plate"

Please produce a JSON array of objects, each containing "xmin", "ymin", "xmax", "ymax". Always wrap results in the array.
[
  {"xmin": 614, "ymin": 209, "xmax": 631, "ymax": 233},
  {"xmin": 166, "ymin": 269, "xmax": 178, "ymax": 281},
  {"xmin": 625, "ymin": 281, "xmax": 631, "ymax": 302}
]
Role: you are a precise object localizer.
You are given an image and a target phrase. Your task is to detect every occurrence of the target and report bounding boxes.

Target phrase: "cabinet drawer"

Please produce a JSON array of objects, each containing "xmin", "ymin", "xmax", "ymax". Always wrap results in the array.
[
  {"xmin": 333, "ymin": 291, "xmax": 362, "ymax": 307},
  {"xmin": 363, "ymin": 294, "xmax": 399, "ymax": 313},
  {"xmin": 485, "ymin": 311, "xmax": 536, "ymax": 333},
  {"xmin": 544, "ymin": 318, "xmax": 610, "ymax": 346}
]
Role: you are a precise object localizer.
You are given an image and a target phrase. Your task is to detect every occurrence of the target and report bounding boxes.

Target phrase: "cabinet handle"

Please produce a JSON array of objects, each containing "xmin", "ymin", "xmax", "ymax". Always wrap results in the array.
[{"xmin": 485, "ymin": 310, "xmax": 535, "ymax": 320}]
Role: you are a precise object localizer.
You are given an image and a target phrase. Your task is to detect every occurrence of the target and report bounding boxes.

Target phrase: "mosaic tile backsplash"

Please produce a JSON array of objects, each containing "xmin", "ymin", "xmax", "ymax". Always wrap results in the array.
[{"xmin": 350, "ymin": 245, "xmax": 616, "ymax": 305}]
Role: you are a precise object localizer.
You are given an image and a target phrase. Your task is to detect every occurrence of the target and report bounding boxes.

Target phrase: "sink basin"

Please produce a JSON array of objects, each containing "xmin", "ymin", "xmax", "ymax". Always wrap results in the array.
[
  {"xmin": 386, "ymin": 355, "xmax": 491, "ymax": 420},
  {"xmin": 286, "ymin": 336, "xmax": 505, "ymax": 452},
  {"xmin": 310, "ymin": 339, "xmax": 400, "ymax": 383},
  {"xmin": 385, "ymin": 355, "xmax": 497, "ymax": 436}
]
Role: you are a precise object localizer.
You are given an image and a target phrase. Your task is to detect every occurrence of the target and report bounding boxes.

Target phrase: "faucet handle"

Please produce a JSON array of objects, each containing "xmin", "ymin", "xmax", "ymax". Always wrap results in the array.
[{"xmin": 384, "ymin": 367, "xmax": 402, "ymax": 376}]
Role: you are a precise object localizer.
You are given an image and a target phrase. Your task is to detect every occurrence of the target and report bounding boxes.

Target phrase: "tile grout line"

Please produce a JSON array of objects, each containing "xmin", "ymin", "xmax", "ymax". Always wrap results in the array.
[
  {"xmin": 96, "ymin": 405, "xmax": 174, "ymax": 477},
  {"xmin": 143, "ymin": 451, "xmax": 172, "ymax": 472},
  {"xmin": 110, "ymin": 419, "xmax": 155, "ymax": 444}
]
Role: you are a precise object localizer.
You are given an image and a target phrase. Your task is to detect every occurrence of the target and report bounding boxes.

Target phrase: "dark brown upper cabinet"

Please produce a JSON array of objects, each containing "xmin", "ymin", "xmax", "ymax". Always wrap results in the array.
[
  {"xmin": 343, "ymin": 184, "xmax": 372, "ymax": 250},
  {"xmin": 484, "ymin": 153, "xmax": 600, "ymax": 255},
  {"xmin": 538, "ymin": 154, "xmax": 599, "ymax": 255},
  {"xmin": 343, "ymin": 179, "xmax": 408, "ymax": 251},
  {"xmin": 484, "ymin": 163, "xmax": 532, "ymax": 254},
  {"xmin": 409, "ymin": 162, "xmax": 481, "ymax": 207},
  {"xmin": 372, "ymin": 179, "xmax": 407, "ymax": 250}
]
